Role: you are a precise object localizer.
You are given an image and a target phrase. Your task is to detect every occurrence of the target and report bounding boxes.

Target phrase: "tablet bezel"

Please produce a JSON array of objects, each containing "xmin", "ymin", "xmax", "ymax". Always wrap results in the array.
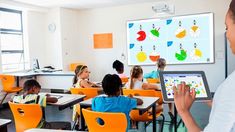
[{"xmin": 159, "ymin": 71, "xmax": 212, "ymax": 102}]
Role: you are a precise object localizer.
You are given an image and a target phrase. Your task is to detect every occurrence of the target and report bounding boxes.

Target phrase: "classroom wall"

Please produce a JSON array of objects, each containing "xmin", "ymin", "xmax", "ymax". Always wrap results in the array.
[
  {"xmin": 27, "ymin": 11, "xmax": 48, "ymax": 67},
  {"xmin": 58, "ymin": 0, "xmax": 230, "ymax": 91}
]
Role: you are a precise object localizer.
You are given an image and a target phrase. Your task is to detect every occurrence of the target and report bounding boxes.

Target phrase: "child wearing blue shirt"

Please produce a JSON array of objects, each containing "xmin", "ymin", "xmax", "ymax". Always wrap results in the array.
[
  {"xmin": 92, "ymin": 74, "xmax": 143, "ymax": 130},
  {"xmin": 144, "ymin": 58, "xmax": 166, "ymax": 79}
]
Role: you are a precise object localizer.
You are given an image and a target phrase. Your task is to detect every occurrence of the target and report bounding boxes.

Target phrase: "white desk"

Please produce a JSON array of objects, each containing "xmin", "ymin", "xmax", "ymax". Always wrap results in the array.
[
  {"xmin": 79, "ymin": 96, "xmax": 159, "ymax": 132},
  {"xmin": 0, "ymin": 119, "xmax": 11, "ymax": 132},
  {"xmin": 5, "ymin": 71, "xmax": 74, "ymax": 89},
  {"xmin": 40, "ymin": 93, "xmax": 86, "ymax": 111},
  {"xmin": 24, "ymin": 128, "xmax": 86, "ymax": 132}
]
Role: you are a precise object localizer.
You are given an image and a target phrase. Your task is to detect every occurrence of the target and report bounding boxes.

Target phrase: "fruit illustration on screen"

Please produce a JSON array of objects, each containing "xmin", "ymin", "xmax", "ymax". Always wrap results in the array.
[
  {"xmin": 136, "ymin": 25, "xmax": 146, "ymax": 41},
  {"xmin": 136, "ymin": 46, "xmax": 147, "ymax": 62},
  {"xmin": 149, "ymin": 45, "xmax": 160, "ymax": 62},
  {"xmin": 149, "ymin": 24, "xmax": 160, "ymax": 41},
  {"xmin": 149, "ymin": 53, "xmax": 160, "ymax": 62},
  {"xmin": 175, "ymin": 21, "xmax": 186, "ymax": 39},
  {"xmin": 190, "ymin": 20, "xmax": 200, "ymax": 37},
  {"xmin": 175, "ymin": 44, "xmax": 187, "ymax": 61},
  {"xmin": 190, "ymin": 43, "xmax": 202, "ymax": 60}
]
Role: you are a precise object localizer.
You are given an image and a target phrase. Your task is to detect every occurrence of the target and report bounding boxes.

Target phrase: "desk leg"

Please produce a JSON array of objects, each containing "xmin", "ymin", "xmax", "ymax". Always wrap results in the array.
[
  {"xmin": 0, "ymin": 125, "xmax": 8, "ymax": 132},
  {"xmin": 174, "ymin": 104, "xmax": 177, "ymax": 132},
  {"xmin": 152, "ymin": 103, "xmax": 156, "ymax": 132},
  {"xmin": 16, "ymin": 76, "xmax": 20, "ymax": 87},
  {"xmin": 80, "ymin": 106, "xmax": 85, "ymax": 131}
]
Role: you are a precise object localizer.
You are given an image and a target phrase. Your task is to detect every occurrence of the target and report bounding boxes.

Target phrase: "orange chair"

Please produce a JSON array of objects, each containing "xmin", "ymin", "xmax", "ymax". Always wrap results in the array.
[
  {"xmin": 8, "ymin": 102, "xmax": 42, "ymax": 132},
  {"xmin": 120, "ymin": 77, "xmax": 129, "ymax": 84},
  {"xmin": 70, "ymin": 88, "xmax": 99, "ymax": 129},
  {"xmin": 123, "ymin": 89, "xmax": 165, "ymax": 132},
  {"xmin": 146, "ymin": 78, "xmax": 160, "ymax": 84},
  {"xmin": 82, "ymin": 109, "xmax": 127, "ymax": 132},
  {"xmin": 0, "ymin": 75, "xmax": 22, "ymax": 104},
  {"xmin": 70, "ymin": 88, "xmax": 98, "ymax": 100},
  {"xmin": 69, "ymin": 63, "xmax": 85, "ymax": 71}
]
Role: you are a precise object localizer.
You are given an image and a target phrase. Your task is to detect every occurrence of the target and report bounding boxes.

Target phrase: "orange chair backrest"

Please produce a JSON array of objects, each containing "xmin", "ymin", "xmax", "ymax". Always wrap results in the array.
[
  {"xmin": 0, "ymin": 75, "xmax": 16, "ymax": 91},
  {"xmin": 82, "ymin": 109, "xmax": 127, "ymax": 132},
  {"xmin": 70, "ymin": 88, "xmax": 98, "ymax": 100},
  {"xmin": 146, "ymin": 78, "xmax": 160, "ymax": 84},
  {"xmin": 123, "ymin": 89, "xmax": 156, "ymax": 97},
  {"xmin": 123, "ymin": 89, "xmax": 163, "ymax": 121},
  {"xmin": 8, "ymin": 102, "xmax": 42, "ymax": 132},
  {"xmin": 69, "ymin": 63, "xmax": 85, "ymax": 71},
  {"xmin": 120, "ymin": 77, "xmax": 129, "ymax": 83}
]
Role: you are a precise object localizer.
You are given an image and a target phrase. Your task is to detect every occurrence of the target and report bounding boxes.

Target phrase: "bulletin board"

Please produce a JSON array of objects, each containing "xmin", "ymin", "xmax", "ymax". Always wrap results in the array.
[{"xmin": 127, "ymin": 13, "xmax": 214, "ymax": 65}]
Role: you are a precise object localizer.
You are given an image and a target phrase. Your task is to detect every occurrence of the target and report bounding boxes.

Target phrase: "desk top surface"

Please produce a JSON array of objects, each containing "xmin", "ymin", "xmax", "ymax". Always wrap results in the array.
[
  {"xmin": 0, "ymin": 119, "xmax": 11, "ymax": 126},
  {"xmin": 5, "ymin": 71, "xmax": 74, "ymax": 77},
  {"xmin": 39, "ymin": 93, "xmax": 86, "ymax": 106},
  {"xmin": 80, "ymin": 96, "xmax": 159, "ymax": 110}
]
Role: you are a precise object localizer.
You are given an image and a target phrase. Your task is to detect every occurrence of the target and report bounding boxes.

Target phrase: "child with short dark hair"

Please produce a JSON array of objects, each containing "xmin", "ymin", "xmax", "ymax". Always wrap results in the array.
[
  {"xmin": 12, "ymin": 79, "xmax": 71, "ymax": 130},
  {"xmin": 92, "ymin": 74, "xmax": 143, "ymax": 130},
  {"xmin": 112, "ymin": 60, "xmax": 127, "ymax": 78}
]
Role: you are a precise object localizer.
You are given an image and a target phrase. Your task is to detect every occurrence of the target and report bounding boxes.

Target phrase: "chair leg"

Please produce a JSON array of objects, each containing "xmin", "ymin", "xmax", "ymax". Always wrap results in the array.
[
  {"xmin": 160, "ymin": 114, "xmax": 165, "ymax": 132},
  {"xmin": 0, "ymin": 93, "xmax": 8, "ymax": 105}
]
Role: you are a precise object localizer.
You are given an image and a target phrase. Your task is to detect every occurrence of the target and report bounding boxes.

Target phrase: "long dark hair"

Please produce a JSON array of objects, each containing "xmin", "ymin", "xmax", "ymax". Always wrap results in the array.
[
  {"xmin": 73, "ymin": 65, "xmax": 88, "ymax": 85},
  {"xmin": 130, "ymin": 65, "xmax": 143, "ymax": 89},
  {"xmin": 230, "ymin": 0, "xmax": 235, "ymax": 22}
]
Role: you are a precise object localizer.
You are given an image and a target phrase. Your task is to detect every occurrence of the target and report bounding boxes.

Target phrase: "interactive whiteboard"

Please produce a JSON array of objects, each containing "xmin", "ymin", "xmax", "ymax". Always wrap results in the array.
[{"xmin": 127, "ymin": 13, "xmax": 214, "ymax": 65}]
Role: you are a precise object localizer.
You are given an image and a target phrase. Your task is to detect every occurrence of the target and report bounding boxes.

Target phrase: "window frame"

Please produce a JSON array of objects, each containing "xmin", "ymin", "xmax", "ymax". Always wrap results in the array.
[{"xmin": 0, "ymin": 7, "xmax": 27, "ymax": 72}]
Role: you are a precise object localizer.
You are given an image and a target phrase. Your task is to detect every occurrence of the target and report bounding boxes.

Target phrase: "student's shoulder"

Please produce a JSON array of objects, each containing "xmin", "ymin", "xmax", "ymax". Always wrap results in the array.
[
  {"xmin": 118, "ymin": 95, "xmax": 136, "ymax": 102},
  {"xmin": 92, "ymin": 96, "xmax": 105, "ymax": 102}
]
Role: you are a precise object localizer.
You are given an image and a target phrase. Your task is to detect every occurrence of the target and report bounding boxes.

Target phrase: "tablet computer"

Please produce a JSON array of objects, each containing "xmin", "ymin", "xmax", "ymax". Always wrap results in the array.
[{"xmin": 159, "ymin": 71, "xmax": 212, "ymax": 102}]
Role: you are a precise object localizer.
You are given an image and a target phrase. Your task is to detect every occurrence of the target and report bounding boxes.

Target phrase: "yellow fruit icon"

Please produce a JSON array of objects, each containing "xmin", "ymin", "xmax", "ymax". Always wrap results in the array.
[
  {"xmin": 191, "ymin": 26, "xmax": 198, "ymax": 32},
  {"xmin": 136, "ymin": 51, "xmax": 147, "ymax": 62},
  {"xmin": 175, "ymin": 28, "xmax": 186, "ymax": 39},
  {"xmin": 190, "ymin": 48, "xmax": 202, "ymax": 60}
]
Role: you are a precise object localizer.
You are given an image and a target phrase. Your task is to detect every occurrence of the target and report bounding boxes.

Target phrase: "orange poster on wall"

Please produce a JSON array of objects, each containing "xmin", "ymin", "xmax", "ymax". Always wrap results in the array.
[{"xmin": 93, "ymin": 33, "xmax": 113, "ymax": 49}]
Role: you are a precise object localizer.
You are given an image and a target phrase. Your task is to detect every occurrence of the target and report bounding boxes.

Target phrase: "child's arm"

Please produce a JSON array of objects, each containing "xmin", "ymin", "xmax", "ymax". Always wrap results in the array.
[
  {"xmin": 46, "ymin": 95, "xmax": 58, "ymax": 103},
  {"xmin": 128, "ymin": 94, "xmax": 143, "ymax": 105},
  {"xmin": 80, "ymin": 80, "xmax": 93, "ymax": 88},
  {"xmin": 143, "ymin": 71, "xmax": 154, "ymax": 79},
  {"xmin": 142, "ymin": 83, "xmax": 160, "ymax": 90}
]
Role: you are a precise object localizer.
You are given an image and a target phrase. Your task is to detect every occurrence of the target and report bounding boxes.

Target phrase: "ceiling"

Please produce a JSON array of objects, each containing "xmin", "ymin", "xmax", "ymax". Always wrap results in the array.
[{"xmin": 11, "ymin": 0, "xmax": 159, "ymax": 9}]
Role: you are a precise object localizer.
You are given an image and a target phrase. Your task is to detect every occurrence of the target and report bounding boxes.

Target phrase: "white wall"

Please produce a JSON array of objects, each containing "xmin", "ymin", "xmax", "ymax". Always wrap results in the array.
[
  {"xmin": 59, "ymin": 0, "xmax": 230, "ymax": 91},
  {"xmin": 27, "ymin": 11, "xmax": 48, "ymax": 67},
  {"xmin": 60, "ymin": 8, "xmax": 80, "ymax": 70}
]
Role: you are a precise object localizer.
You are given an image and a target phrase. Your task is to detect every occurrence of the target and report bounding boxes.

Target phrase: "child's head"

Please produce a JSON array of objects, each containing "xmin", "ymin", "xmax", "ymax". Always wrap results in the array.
[
  {"xmin": 156, "ymin": 58, "xmax": 166, "ymax": 70},
  {"xmin": 102, "ymin": 74, "xmax": 122, "ymax": 96},
  {"xmin": 73, "ymin": 65, "xmax": 90, "ymax": 85},
  {"xmin": 130, "ymin": 65, "xmax": 143, "ymax": 80},
  {"xmin": 23, "ymin": 79, "xmax": 41, "ymax": 94},
  {"xmin": 112, "ymin": 60, "xmax": 124, "ymax": 74},
  {"xmin": 130, "ymin": 66, "xmax": 143, "ymax": 89}
]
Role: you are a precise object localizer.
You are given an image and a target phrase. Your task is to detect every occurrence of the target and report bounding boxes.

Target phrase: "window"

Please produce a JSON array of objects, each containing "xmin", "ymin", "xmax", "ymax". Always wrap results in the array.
[{"xmin": 0, "ymin": 7, "xmax": 29, "ymax": 72}]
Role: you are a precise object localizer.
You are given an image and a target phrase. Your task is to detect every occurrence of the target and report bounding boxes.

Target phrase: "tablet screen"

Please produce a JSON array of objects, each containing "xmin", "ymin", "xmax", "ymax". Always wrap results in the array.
[{"xmin": 159, "ymin": 71, "xmax": 211, "ymax": 102}]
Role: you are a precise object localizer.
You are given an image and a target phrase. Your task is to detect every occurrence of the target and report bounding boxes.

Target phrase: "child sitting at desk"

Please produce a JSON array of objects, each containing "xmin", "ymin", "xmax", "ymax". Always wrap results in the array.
[
  {"xmin": 12, "ymin": 79, "xmax": 71, "ymax": 130},
  {"xmin": 126, "ymin": 65, "xmax": 160, "ymax": 90},
  {"xmin": 92, "ymin": 74, "xmax": 143, "ymax": 130},
  {"xmin": 144, "ymin": 58, "xmax": 166, "ymax": 79},
  {"xmin": 73, "ymin": 65, "xmax": 100, "ymax": 88},
  {"xmin": 112, "ymin": 60, "xmax": 127, "ymax": 78}
]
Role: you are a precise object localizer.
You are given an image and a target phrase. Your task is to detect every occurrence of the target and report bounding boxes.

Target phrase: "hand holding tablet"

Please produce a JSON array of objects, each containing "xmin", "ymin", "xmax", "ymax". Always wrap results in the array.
[{"xmin": 159, "ymin": 71, "xmax": 212, "ymax": 102}]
